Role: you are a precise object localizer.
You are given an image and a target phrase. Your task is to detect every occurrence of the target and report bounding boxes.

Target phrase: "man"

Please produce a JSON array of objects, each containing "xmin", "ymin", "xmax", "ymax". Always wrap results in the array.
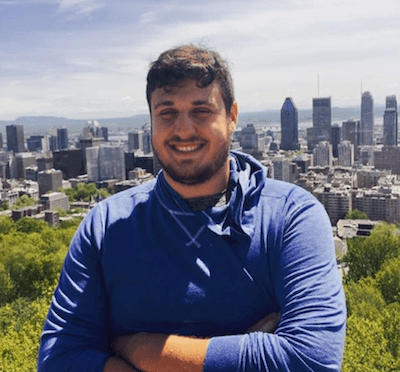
[{"xmin": 38, "ymin": 45, "xmax": 346, "ymax": 372}]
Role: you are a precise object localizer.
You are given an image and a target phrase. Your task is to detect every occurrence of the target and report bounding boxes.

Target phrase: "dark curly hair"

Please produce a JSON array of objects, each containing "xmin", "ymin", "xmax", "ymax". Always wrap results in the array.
[{"xmin": 146, "ymin": 44, "xmax": 235, "ymax": 113}]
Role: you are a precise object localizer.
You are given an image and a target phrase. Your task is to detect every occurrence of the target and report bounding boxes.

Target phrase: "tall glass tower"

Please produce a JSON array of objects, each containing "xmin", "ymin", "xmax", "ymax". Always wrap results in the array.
[
  {"xmin": 360, "ymin": 92, "xmax": 374, "ymax": 145},
  {"xmin": 280, "ymin": 97, "xmax": 299, "ymax": 151},
  {"xmin": 6, "ymin": 124, "xmax": 25, "ymax": 154},
  {"xmin": 57, "ymin": 128, "xmax": 69, "ymax": 150},
  {"xmin": 383, "ymin": 95, "xmax": 398, "ymax": 146}
]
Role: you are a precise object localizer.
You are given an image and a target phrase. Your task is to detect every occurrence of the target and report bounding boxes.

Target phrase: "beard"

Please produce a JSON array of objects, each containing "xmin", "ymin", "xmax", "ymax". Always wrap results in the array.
[{"xmin": 153, "ymin": 138, "xmax": 231, "ymax": 186}]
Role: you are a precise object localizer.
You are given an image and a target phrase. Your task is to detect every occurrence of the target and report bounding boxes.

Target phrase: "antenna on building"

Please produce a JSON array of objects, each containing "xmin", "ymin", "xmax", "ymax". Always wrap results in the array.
[
  {"xmin": 318, "ymin": 74, "xmax": 320, "ymax": 97},
  {"xmin": 360, "ymin": 80, "xmax": 363, "ymax": 95}
]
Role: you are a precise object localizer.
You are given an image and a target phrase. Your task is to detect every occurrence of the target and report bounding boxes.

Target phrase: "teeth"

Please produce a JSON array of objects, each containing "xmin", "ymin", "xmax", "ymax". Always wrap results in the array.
[{"xmin": 175, "ymin": 145, "xmax": 200, "ymax": 152}]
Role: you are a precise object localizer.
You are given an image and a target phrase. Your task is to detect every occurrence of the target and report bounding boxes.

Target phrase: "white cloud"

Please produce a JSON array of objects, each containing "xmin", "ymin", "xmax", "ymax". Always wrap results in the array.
[{"xmin": 57, "ymin": 0, "xmax": 105, "ymax": 15}]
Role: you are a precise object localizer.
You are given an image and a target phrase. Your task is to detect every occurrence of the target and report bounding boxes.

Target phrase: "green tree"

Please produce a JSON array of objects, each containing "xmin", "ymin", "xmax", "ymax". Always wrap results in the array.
[
  {"xmin": 0, "ymin": 202, "xmax": 9, "ymax": 211},
  {"xmin": 15, "ymin": 217, "xmax": 48, "ymax": 234},
  {"xmin": 342, "ymin": 315, "xmax": 396, "ymax": 372},
  {"xmin": 12, "ymin": 195, "xmax": 38, "ymax": 210},
  {"xmin": 344, "ymin": 209, "xmax": 369, "ymax": 220},
  {"xmin": 376, "ymin": 256, "xmax": 400, "ymax": 304},
  {"xmin": 0, "ymin": 296, "xmax": 53, "ymax": 372},
  {"xmin": 60, "ymin": 183, "xmax": 109, "ymax": 203},
  {"xmin": 345, "ymin": 277, "xmax": 386, "ymax": 319},
  {"xmin": 0, "ymin": 216, "xmax": 15, "ymax": 235},
  {"xmin": 382, "ymin": 303, "xmax": 400, "ymax": 360},
  {"xmin": 343, "ymin": 223, "xmax": 400, "ymax": 282}
]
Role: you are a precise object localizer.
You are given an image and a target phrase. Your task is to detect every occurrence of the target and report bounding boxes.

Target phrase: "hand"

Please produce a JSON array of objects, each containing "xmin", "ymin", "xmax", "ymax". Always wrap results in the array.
[
  {"xmin": 246, "ymin": 312, "xmax": 280, "ymax": 333},
  {"xmin": 113, "ymin": 333, "xmax": 208, "ymax": 372}
]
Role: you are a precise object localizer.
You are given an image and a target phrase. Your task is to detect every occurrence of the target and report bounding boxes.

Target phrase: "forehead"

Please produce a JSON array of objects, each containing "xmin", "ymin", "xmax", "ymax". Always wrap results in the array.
[{"xmin": 150, "ymin": 80, "xmax": 224, "ymax": 109}]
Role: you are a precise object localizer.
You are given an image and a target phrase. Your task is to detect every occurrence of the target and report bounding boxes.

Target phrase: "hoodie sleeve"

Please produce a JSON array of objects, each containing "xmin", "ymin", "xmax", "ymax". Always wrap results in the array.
[
  {"xmin": 203, "ymin": 188, "xmax": 346, "ymax": 372},
  {"xmin": 37, "ymin": 205, "xmax": 110, "ymax": 372}
]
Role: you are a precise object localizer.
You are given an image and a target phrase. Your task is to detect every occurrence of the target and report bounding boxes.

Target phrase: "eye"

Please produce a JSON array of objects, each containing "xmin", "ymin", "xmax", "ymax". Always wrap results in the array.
[
  {"xmin": 158, "ymin": 109, "xmax": 178, "ymax": 121},
  {"xmin": 192, "ymin": 107, "xmax": 212, "ymax": 118}
]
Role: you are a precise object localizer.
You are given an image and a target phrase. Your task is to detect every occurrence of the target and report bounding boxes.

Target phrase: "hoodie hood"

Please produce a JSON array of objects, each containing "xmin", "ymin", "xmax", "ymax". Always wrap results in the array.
[{"xmin": 154, "ymin": 151, "xmax": 267, "ymax": 244}]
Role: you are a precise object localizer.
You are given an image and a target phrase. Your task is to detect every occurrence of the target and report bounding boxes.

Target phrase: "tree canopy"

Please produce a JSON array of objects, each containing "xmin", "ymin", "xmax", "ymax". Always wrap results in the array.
[
  {"xmin": 59, "ymin": 183, "xmax": 109, "ymax": 203},
  {"xmin": 0, "ymin": 215, "xmax": 81, "ymax": 371},
  {"xmin": 341, "ymin": 222, "xmax": 400, "ymax": 371},
  {"xmin": 344, "ymin": 209, "xmax": 369, "ymax": 220}
]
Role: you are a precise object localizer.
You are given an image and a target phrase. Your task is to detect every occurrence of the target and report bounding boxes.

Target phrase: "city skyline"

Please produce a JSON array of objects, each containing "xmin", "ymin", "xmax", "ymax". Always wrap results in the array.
[{"xmin": 1, "ymin": 0, "xmax": 400, "ymax": 121}]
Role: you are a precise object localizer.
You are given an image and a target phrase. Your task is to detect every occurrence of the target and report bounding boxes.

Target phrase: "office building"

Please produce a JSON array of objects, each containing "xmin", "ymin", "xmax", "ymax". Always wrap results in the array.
[
  {"xmin": 331, "ymin": 124, "xmax": 341, "ymax": 158},
  {"xmin": 15, "ymin": 152, "xmax": 36, "ymax": 179},
  {"xmin": 355, "ymin": 168, "xmax": 390, "ymax": 189},
  {"xmin": 84, "ymin": 120, "xmax": 108, "ymax": 142},
  {"xmin": 49, "ymin": 135, "xmax": 58, "ymax": 151},
  {"xmin": 338, "ymin": 141, "xmax": 354, "ymax": 167},
  {"xmin": 374, "ymin": 146, "xmax": 400, "ymax": 175},
  {"xmin": 6, "ymin": 125, "xmax": 25, "ymax": 154},
  {"xmin": 27, "ymin": 135, "xmax": 49, "ymax": 152},
  {"xmin": 38, "ymin": 169, "xmax": 63, "ymax": 196},
  {"xmin": 360, "ymin": 92, "xmax": 374, "ymax": 145},
  {"xmin": 292, "ymin": 154, "xmax": 313, "ymax": 173},
  {"xmin": 280, "ymin": 97, "xmax": 299, "ymax": 151},
  {"xmin": 352, "ymin": 187, "xmax": 400, "ymax": 223},
  {"xmin": 383, "ymin": 95, "xmax": 398, "ymax": 147},
  {"xmin": 57, "ymin": 128, "xmax": 69, "ymax": 150},
  {"xmin": 270, "ymin": 155, "xmax": 290, "ymax": 182},
  {"xmin": 40, "ymin": 192, "xmax": 69, "ymax": 211},
  {"xmin": 78, "ymin": 137, "xmax": 104, "ymax": 151},
  {"xmin": 342, "ymin": 119, "xmax": 360, "ymax": 160},
  {"xmin": 101, "ymin": 127, "xmax": 109, "ymax": 142},
  {"xmin": 313, "ymin": 141, "xmax": 333, "ymax": 167},
  {"xmin": 313, "ymin": 184, "xmax": 351, "ymax": 226},
  {"xmin": 86, "ymin": 145, "xmax": 126, "ymax": 182},
  {"xmin": 125, "ymin": 152, "xmax": 155, "ymax": 177},
  {"xmin": 37, "ymin": 155, "xmax": 54, "ymax": 171},
  {"xmin": 307, "ymin": 97, "xmax": 331, "ymax": 151},
  {"xmin": 236, "ymin": 124, "xmax": 266, "ymax": 157},
  {"xmin": 128, "ymin": 130, "xmax": 144, "ymax": 151},
  {"xmin": 53, "ymin": 149, "xmax": 85, "ymax": 179}
]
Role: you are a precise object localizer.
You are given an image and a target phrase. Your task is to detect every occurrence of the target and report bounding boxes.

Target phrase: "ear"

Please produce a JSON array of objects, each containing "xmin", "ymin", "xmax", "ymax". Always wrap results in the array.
[{"xmin": 228, "ymin": 102, "xmax": 238, "ymax": 134}]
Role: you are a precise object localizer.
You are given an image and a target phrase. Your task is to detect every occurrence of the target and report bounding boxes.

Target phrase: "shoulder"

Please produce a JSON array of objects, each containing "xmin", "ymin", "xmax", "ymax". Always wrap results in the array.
[
  {"xmin": 83, "ymin": 178, "xmax": 158, "ymax": 228},
  {"xmin": 262, "ymin": 177, "xmax": 317, "ymax": 204},
  {"xmin": 260, "ymin": 178, "xmax": 327, "ymax": 226}
]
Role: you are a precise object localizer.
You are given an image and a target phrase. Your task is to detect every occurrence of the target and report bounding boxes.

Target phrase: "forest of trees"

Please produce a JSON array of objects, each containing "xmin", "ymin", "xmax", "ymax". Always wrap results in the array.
[
  {"xmin": 0, "ymin": 216, "xmax": 81, "ymax": 371},
  {"xmin": 0, "ymin": 212, "xmax": 400, "ymax": 370}
]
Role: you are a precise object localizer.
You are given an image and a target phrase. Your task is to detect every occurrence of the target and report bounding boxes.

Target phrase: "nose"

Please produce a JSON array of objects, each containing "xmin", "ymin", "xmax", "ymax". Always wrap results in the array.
[{"xmin": 173, "ymin": 113, "xmax": 196, "ymax": 139}]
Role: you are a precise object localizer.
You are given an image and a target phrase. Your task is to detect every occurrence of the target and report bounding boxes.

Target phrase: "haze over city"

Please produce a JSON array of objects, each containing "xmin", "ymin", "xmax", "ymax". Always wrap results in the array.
[{"xmin": 1, "ymin": 0, "xmax": 400, "ymax": 120}]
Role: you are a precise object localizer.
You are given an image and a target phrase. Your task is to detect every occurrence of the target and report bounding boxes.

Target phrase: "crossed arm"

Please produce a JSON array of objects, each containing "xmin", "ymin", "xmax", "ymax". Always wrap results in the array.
[{"xmin": 104, "ymin": 313, "xmax": 281, "ymax": 372}]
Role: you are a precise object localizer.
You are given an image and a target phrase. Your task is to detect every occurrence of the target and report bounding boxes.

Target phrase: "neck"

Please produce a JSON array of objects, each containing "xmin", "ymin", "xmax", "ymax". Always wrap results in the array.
[{"xmin": 163, "ymin": 163, "xmax": 230, "ymax": 199}]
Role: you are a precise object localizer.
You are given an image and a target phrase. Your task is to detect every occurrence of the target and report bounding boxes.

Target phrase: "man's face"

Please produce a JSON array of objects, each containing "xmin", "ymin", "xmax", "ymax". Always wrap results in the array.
[{"xmin": 150, "ymin": 80, "xmax": 237, "ymax": 191}]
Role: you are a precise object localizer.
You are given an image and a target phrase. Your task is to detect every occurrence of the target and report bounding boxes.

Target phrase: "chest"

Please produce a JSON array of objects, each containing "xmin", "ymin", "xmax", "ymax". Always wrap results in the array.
[{"xmin": 101, "ymin": 211, "xmax": 279, "ymax": 338}]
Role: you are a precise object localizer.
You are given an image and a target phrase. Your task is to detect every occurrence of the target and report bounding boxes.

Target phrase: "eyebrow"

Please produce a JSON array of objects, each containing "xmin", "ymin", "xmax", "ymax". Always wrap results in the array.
[
  {"xmin": 153, "ymin": 100, "xmax": 174, "ymax": 110},
  {"xmin": 153, "ymin": 99, "xmax": 214, "ymax": 110}
]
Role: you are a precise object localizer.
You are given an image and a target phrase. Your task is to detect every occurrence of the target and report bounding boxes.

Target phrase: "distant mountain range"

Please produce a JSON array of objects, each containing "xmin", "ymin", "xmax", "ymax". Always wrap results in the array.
[{"xmin": 0, "ymin": 105, "xmax": 386, "ymax": 136}]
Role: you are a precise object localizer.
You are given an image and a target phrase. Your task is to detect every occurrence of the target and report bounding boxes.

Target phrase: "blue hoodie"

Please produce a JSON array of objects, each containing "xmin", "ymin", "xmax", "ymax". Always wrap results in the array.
[{"xmin": 38, "ymin": 151, "xmax": 346, "ymax": 371}]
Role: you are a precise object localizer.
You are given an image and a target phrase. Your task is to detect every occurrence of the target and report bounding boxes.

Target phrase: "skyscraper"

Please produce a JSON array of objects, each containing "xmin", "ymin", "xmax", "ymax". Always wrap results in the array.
[
  {"xmin": 313, "ymin": 97, "xmax": 331, "ymax": 139},
  {"xmin": 342, "ymin": 119, "xmax": 360, "ymax": 161},
  {"xmin": 313, "ymin": 141, "xmax": 333, "ymax": 167},
  {"xmin": 360, "ymin": 92, "xmax": 374, "ymax": 145},
  {"xmin": 6, "ymin": 124, "xmax": 25, "ymax": 154},
  {"xmin": 128, "ymin": 130, "xmax": 144, "ymax": 151},
  {"xmin": 338, "ymin": 141, "xmax": 354, "ymax": 167},
  {"xmin": 383, "ymin": 95, "xmax": 398, "ymax": 147},
  {"xmin": 280, "ymin": 97, "xmax": 299, "ymax": 151},
  {"xmin": 331, "ymin": 124, "xmax": 341, "ymax": 158},
  {"xmin": 307, "ymin": 97, "xmax": 331, "ymax": 151},
  {"xmin": 57, "ymin": 128, "xmax": 69, "ymax": 150}
]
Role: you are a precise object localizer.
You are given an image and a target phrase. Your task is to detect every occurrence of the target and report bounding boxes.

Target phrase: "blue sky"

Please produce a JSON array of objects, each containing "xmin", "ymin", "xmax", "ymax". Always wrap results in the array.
[{"xmin": 1, "ymin": 0, "xmax": 399, "ymax": 120}]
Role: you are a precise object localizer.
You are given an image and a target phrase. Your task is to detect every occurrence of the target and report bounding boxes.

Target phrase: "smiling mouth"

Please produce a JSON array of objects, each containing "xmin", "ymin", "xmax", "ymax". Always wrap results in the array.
[{"xmin": 170, "ymin": 143, "xmax": 205, "ymax": 153}]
